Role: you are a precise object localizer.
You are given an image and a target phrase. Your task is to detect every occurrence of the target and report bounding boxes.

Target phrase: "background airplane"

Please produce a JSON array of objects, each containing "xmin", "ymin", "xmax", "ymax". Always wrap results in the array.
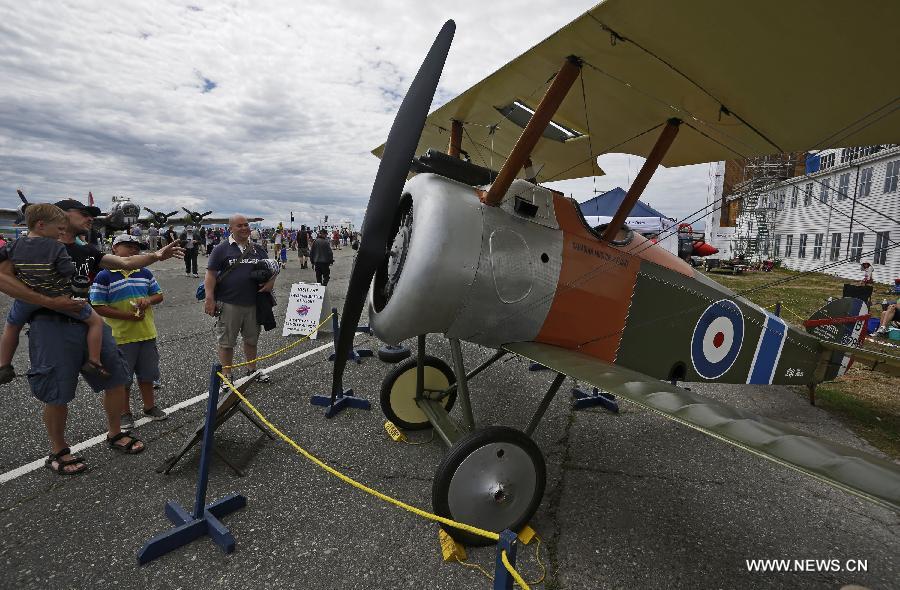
[{"xmin": 0, "ymin": 190, "xmax": 262, "ymax": 231}]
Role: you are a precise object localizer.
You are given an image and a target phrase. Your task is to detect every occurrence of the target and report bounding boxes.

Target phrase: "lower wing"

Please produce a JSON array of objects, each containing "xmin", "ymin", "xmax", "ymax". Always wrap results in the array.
[{"xmin": 504, "ymin": 341, "xmax": 900, "ymax": 513}]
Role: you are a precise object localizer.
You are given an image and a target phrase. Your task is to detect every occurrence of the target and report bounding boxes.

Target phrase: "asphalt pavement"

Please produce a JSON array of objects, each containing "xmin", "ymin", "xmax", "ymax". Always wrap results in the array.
[{"xmin": 0, "ymin": 246, "xmax": 897, "ymax": 589}]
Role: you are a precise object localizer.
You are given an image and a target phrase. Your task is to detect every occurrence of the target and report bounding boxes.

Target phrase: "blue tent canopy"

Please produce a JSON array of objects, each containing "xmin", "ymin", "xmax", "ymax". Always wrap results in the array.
[{"xmin": 577, "ymin": 187, "xmax": 669, "ymax": 219}]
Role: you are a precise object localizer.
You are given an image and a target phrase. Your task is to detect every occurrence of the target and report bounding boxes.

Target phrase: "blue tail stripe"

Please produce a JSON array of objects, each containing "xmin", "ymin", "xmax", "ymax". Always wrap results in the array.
[{"xmin": 748, "ymin": 314, "xmax": 787, "ymax": 384}]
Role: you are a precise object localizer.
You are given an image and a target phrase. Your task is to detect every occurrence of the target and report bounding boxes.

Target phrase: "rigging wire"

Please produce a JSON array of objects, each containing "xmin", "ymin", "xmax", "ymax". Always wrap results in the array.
[{"xmin": 578, "ymin": 67, "xmax": 599, "ymax": 196}]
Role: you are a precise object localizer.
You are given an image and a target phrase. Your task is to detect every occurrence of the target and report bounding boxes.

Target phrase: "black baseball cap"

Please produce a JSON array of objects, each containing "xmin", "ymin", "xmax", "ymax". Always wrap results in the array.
[{"xmin": 55, "ymin": 199, "xmax": 102, "ymax": 217}]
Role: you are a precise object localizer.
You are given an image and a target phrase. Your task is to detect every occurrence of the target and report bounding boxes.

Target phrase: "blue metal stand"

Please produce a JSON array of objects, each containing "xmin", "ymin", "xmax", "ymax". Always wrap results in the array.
[
  {"xmin": 310, "ymin": 387, "xmax": 371, "ymax": 418},
  {"xmin": 572, "ymin": 387, "xmax": 619, "ymax": 413},
  {"xmin": 138, "ymin": 366, "xmax": 247, "ymax": 565},
  {"xmin": 493, "ymin": 529, "xmax": 519, "ymax": 590},
  {"xmin": 325, "ymin": 308, "xmax": 373, "ymax": 363},
  {"xmin": 528, "ymin": 362, "xmax": 549, "ymax": 371}
]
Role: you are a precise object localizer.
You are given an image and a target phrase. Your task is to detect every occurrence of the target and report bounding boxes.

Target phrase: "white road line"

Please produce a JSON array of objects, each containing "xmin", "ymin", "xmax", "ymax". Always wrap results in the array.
[{"xmin": 0, "ymin": 338, "xmax": 345, "ymax": 485}]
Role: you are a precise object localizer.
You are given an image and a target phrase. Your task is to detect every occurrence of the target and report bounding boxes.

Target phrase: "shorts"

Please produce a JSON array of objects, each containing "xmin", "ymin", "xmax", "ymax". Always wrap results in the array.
[
  {"xmin": 7, "ymin": 298, "xmax": 92, "ymax": 327},
  {"xmin": 119, "ymin": 339, "xmax": 161, "ymax": 384},
  {"xmin": 298, "ymin": 247, "xmax": 309, "ymax": 256},
  {"xmin": 26, "ymin": 320, "xmax": 129, "ymax": 405},
  {"xmin": 215, "ymin": 303, "xmax": 260, "ymax": 348}
]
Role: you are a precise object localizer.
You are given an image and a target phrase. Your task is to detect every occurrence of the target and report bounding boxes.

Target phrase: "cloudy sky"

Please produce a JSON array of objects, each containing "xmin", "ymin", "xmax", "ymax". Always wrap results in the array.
[{"xmin": 0, "ymin": 0, "xmax": 714, "ymax": 228}]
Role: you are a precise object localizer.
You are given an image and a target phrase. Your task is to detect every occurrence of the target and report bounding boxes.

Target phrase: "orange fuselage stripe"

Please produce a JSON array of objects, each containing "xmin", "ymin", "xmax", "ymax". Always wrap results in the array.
[{"xmin": 536, "ymin": 197, "xmax": 694, "ymax": 362}]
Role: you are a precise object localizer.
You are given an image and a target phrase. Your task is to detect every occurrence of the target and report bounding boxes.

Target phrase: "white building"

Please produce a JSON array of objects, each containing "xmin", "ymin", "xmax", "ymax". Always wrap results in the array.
[{"xmin": 705, "ymin": 145, "xmax": 899, "ymax": 286}]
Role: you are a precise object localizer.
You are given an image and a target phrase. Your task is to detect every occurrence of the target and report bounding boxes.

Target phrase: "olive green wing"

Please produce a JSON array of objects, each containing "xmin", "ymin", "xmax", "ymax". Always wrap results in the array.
[{"xmin": 504, "ymin": 341, "xmax": 900, "ymax": 512}]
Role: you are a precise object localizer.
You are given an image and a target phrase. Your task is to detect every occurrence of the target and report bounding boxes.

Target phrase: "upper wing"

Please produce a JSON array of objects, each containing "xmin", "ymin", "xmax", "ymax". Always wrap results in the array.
[
  {"xmin": 375, "ymin": 0, "xmax": 900, "ymax": 182},
  {"xmin": 505, "ymin": 341, "xmax": 900, "ymax": 512},
  {"xmin": 194, "ymin": 216, "xmax": 263, "ymax": 226}
]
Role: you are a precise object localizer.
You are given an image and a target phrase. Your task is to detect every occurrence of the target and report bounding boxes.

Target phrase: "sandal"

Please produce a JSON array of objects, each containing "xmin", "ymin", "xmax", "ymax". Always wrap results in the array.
[
  {"xmin": 44, "ymin": 447, "xmax": 87, "ymax": 475},
  {"xmin": 81, "ymin": 360, "xmax": 111, "ymax": 379},
  {"xmin": 107, "ymin": 432, "xmax": 145, "ymax": 454}
]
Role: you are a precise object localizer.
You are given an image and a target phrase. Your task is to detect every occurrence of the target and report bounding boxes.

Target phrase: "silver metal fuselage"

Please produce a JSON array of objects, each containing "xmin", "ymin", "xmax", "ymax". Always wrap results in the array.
[{"xmin": 368, "ymin": 174, "xmax": 563, "ymax": 348}]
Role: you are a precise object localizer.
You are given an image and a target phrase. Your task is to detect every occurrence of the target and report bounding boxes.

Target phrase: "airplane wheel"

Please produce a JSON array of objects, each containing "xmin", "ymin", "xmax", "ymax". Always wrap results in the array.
[
  {"xmin": 432, "ymin": 426, "xmax": 546, "ymax": 546},
  {"xmin": 377, "ymin": 343, "xmax": 412, "ymax": 363},
  {"xmin": 379, "ymin": 355, "xmax": 456, "ymax": 430}
]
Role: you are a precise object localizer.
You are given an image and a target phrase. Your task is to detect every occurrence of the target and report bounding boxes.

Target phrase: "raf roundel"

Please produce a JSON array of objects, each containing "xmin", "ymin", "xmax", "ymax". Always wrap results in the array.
[{"xmin": 691, "ymin": 300, "xmax": 744, "ymax": 380}]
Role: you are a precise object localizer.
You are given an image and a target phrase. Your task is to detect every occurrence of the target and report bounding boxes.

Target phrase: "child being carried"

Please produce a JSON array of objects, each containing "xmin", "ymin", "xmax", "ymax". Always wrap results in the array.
[{"xmin": 0, "ymin": 204, "xmax": 109, "ymax": 384}]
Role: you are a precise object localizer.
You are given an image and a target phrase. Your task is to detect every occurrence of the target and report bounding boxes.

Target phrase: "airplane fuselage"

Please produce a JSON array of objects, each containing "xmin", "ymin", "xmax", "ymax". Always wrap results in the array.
[{"xmin": 369, "ymin": 173, "xmax": 845, "ymax": 386}]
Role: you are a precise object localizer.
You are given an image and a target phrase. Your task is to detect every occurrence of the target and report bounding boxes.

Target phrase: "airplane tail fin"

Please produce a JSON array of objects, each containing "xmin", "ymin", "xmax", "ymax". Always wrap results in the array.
[{"xmin": 807, "ymin": 297, "xmax": 900, "ymax": 378}]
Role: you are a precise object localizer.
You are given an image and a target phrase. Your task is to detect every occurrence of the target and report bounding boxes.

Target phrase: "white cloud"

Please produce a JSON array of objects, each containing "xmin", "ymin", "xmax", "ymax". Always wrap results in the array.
[{"xmin": 0, "ymin": 0, "xmax": 712, "ymax": 227}]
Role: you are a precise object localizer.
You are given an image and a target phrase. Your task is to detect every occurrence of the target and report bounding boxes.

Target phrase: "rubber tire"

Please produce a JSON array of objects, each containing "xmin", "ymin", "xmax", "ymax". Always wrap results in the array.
[
  {"xmin": 432, "ymin": 426, "xmax": 546, "ymax": 547},
  {"xmin": 379, "ymin": 355, "xmax": 456, "ymax": 430},
  {"xmin": 377, "ymin": 344, "xmax": 412, "ymax": 363}
]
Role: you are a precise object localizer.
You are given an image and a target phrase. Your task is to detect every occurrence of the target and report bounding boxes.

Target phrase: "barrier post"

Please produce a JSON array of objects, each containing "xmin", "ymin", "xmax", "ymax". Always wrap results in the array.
[
  {"xmin": 326, "ymin": 307, "xmax": 373, "ymax": 364},
  {"xmin": 493, "ymin": 529, "xmax": 519, "ymax": 590},
  {"xmin": 313, "ymin": 308, "xmax": 373, "ymax": 417},
  {"xmin": 137, "ymin": 364, "xmax": 247, "ymax": 564}
]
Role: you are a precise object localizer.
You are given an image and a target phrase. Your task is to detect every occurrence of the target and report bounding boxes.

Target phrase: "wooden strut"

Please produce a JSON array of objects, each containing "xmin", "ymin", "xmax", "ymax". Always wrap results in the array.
[
  {"xmin": 601, "ymin": 118, "xmax": 682, "ymax": 242},
  {"xmin": 448, "ymin": 119, "xmax": 463, "ymax": 157},
  {"xmin": 483, "ymin": 56, "xmax": 583, "ymax": 206}
]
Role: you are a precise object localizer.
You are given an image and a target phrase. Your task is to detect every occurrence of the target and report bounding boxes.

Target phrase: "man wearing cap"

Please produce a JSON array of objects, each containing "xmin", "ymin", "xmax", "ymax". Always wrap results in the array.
[{"xmin": 0, "ymin": 199, "xmax": 183, "ymax": 474}]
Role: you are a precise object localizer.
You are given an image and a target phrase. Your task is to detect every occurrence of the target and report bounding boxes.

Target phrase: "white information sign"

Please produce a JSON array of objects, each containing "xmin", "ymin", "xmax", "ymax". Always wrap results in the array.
[{"xmin": 282, "ymin": 282, "xmax": 327, "ymax": 338}]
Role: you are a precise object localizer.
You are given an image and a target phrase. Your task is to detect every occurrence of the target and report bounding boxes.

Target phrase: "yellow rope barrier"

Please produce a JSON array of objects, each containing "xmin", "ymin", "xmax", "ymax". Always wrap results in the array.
[
  {"xmin": 502, "ymin": 550, "xmax": 531, "ymax": 589},
  {"xmin": 452, "ymin": 537, "xmax": 545, "ymax": 587},
  {"xmin": 218, "ymin": 373, "xmax": 500, "ymax": 542},
  {"xmin": 222, "ymin": 312, "xmax": 335, "ymax": 370}
]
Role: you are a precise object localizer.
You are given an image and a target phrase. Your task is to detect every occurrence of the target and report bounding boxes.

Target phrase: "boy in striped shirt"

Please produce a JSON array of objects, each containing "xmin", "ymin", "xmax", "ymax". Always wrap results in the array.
[{"xmin": 90, "ymin": 234, "xmax": 167, "ymax": 426}]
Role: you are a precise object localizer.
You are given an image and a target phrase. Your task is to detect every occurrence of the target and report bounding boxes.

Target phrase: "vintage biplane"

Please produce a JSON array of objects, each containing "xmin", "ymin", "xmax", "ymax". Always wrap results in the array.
[
  {"xmin": 1, "ymin": 190, "xmax": 261, "ymax": 231},
  {"xmin": 330, "ymin": 1, "xmax": 900, "ymax": 544}
]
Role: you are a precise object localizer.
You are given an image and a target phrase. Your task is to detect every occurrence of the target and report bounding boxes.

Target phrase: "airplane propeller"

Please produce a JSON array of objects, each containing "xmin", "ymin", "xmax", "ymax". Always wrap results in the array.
[
  {"xmin": 182, "ymin": 207, "xmax": 214, "ymax": 225},
  {"xmin": 143, "ymin": 207, "xmax": 180, "ymax": 226},
  {"xmin": 14, "ymin": 189, "xmax": 29, "ymax": 225},
  {"xmin": 330, "ymin": 20, "xmax": 456, "ymax": 404}
]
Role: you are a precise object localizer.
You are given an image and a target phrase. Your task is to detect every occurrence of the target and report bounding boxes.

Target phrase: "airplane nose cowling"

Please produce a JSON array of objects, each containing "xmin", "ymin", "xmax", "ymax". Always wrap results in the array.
[{"xmin": 368, "ymin": 174, "xmax": 483, "ymax": 344}]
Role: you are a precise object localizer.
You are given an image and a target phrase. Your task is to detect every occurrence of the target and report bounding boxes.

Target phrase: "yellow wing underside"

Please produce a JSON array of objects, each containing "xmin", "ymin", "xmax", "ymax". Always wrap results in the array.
[{"xmin": 374, "ymin": 0, "xmax": 900, "ymax": 183}]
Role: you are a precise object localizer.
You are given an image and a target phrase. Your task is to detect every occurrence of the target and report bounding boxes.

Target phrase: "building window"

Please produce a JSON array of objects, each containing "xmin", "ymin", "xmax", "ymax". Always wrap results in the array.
[
  {"xmin": 774, "ymin": 234, "xmax": 781, "ymax": 257},
  {"xmin": 803, "ymin": 182, "xmax": 813, "ymax": 206},
  {"xmin": 777, "ymin": 191, "xmax": 786, "ymax": 210},
  {"xmin": 785, "ymin": 235, "xmax": 793, "ymax": 257},
  {"xmin": 760, "ymin": 194, "xmax": 769, "ymax": 209},
  {"xmin": 859, "ymin": 167, "xmax": 873, "ymax": 197},
  {"xmin": 798, "ymin": 234, "xmax": 807, "ymax": 258},
  {"xmin": 838, "ymin": 173, "xmax": 850, "ymax": 200},
  {"xmin": 813, "ymin": 233, "xmax": 824, "ymax": 259},
  {"xmin": 829, "ymin": 232, "xmax": 842, "ymax": 261},
  {"xmin": 885, "ymin": 160, "xmax": 900, "ymax": 193},
  {"xmin": 819, "ymin": 178, "xmax": 830, "ymax": 203},
  {"xmin": 849, "ymin": 232, "xmax": 864, "ymax": 262},
  {"xmin": 790, "ymin": 186, "xmax": 798, "ymax": 208},
  {"xmin": 819, "ymin": 152, "xmax": 836, "ymax": 170},
  {"xmin": 874, "ymin": 231, "xmax": 890, "ymax": 265}
]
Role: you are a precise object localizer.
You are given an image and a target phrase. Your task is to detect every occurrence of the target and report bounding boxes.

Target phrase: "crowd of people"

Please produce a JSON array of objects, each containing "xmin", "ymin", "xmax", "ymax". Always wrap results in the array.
[{"xmin": 0, "ymin": 204, "xmax": 353, "ymax": 475}]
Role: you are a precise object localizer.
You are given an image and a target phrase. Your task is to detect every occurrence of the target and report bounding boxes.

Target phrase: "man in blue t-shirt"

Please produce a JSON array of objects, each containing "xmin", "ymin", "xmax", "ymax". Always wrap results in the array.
[{"xmin": 205, "ymin": 214, "xmax": 277, "ymax": 383}]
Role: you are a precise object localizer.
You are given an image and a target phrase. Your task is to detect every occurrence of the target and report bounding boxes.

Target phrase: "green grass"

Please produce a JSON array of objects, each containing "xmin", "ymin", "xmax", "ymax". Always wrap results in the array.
[
  {"xmin": 806, "ymin": 386, "xmax": 900, "ymax": 459},
  {"xmin": 702, "ymin": 266, "xmax": 894, "ymax": 325}
]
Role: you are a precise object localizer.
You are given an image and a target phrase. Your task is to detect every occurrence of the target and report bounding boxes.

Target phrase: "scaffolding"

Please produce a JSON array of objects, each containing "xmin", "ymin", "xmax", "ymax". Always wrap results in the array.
[{"xmin": 730, "ymin": 154, "xmax": 800, "ymax": 260}]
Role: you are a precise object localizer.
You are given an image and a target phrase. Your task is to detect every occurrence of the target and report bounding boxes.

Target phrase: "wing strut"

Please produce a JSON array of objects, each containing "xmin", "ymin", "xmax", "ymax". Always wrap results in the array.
[
  {"xmin": 483, "ymin": 56, "xmax": 582, "ymax": 206},
  {"xmin": 600, "ymin": 117, "xmax": 681, "ymax": 241},
  {"xmin": 448, "ymin": 119, "xmax": 463, "ymax": 157}
]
